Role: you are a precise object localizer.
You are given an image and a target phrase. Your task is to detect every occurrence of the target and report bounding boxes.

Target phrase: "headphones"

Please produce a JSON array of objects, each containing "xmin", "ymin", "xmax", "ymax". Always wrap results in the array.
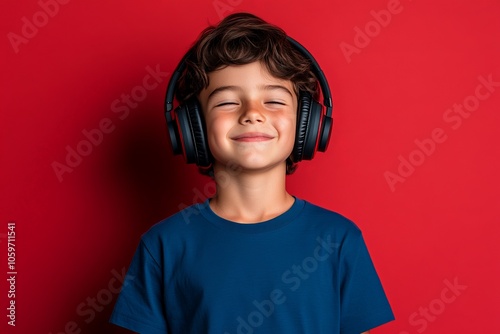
[{"xmin": 164, "ymin": 36, "xmax": 333, "ymax": 168}]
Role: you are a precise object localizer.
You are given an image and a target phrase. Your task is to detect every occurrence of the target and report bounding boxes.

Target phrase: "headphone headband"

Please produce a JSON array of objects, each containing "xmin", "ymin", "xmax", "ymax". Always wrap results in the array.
[
  {"xmin": 165, "ymin": 36, "xmax": 333, "ymax": 116},
  {"xmin": 165, "ymin": 49, "xmax": 192, "ymax": 113},
  {"xmin": 285, "ymin": 37, "xmax": 333, "ymax": 117}
]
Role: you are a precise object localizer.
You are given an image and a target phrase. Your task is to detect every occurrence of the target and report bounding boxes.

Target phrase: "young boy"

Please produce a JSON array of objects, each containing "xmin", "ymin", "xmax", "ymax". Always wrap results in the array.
[{"xmin": 110, "ymin": 13, "xmax": 394, "ymax": 334}]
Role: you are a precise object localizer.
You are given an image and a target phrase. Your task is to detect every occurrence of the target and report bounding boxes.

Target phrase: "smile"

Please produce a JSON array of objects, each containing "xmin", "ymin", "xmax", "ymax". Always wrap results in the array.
[{"xmin": 231, "ymin": 132, "xmax": 275, "ymax": 142}]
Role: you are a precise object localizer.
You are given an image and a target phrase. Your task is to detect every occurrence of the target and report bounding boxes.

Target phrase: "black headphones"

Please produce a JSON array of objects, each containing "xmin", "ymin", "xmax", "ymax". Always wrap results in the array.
[{"xmin": 164, "ymin": 36, "xmax": 333, "ymax": 168}]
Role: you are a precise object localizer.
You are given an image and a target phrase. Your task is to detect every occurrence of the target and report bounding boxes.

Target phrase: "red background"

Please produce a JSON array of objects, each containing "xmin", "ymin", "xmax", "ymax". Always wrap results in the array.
[{"xmin": 1, "ymin": 0, "xmax": 499, "ymax": 333}]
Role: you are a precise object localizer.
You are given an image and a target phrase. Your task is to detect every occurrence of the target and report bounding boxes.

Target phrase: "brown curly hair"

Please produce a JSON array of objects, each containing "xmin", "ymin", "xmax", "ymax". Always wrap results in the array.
[{"xmin": 175, "ymin": 12, "xmax": 319, "ymax": 176}]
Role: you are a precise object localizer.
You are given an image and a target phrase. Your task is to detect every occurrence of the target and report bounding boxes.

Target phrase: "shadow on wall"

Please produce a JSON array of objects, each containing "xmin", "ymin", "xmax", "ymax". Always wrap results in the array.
[
  {"xmin": 102, "ymin": 99, "xmax": 205, "ymax": 229},
  {"xmin": 81, "ymin": 101, "xmax": 199, "ymax": 334}
]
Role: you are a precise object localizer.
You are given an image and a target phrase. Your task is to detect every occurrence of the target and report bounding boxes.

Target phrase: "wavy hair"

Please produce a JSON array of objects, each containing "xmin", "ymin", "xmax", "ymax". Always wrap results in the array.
[{"xmin": 175, "ymin": 13, "xmax": 319, "ymax": 176}]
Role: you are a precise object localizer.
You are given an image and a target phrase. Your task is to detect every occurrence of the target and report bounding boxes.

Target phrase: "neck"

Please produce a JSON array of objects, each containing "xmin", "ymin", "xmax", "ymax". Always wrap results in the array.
[{"xmin": 209, "ymin": 162, "xmax": 294, "ymax": 223}]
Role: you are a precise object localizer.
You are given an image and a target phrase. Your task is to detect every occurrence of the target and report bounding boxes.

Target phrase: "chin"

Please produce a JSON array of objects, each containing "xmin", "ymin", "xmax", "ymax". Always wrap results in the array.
[
  {"xmin": 211, "ymin": 150, "xmax": 291, "ymax": 173},
  {"xmin": 234, "ymin": 160, "xmax": 288, "ymax": 173}
]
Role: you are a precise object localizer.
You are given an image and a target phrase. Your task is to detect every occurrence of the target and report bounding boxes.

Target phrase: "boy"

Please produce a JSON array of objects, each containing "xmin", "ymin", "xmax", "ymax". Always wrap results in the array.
[{"xmin": 110, "ymin": 13, "xmax": 394, "ymax": 334}]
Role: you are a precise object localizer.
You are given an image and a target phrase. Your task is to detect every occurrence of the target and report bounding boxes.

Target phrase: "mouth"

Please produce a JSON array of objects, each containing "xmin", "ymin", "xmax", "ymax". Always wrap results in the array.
[{"xmin": 231, "ymin": 132, "xmax": 275, "ymax": 142}]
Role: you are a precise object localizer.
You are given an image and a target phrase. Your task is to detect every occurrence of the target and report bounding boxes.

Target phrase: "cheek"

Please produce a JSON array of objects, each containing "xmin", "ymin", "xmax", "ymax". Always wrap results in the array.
[
  {"xmin": 276, "ymin": 115, "xmax": 297, "ymax": 144},
  {"xmin": 205, "ymin": 114, "xmax": 232, "ymax": 147}
]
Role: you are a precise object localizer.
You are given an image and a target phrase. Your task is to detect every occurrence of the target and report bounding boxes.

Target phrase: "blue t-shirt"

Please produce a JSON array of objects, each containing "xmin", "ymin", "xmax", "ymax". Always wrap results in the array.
[{"xmin": 110, "ymin": 198, "xmax": 394, "ymax": 334}]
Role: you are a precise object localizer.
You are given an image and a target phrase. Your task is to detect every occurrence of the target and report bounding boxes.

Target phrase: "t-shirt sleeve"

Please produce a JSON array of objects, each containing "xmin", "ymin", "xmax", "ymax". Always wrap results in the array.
[
  {"xmin": 109, "ymin": 239, "xmax": 168, "ymax": 334},
  {"xmin": 340, "ymin": 230, "xmax": 395, "ymax": 334}
]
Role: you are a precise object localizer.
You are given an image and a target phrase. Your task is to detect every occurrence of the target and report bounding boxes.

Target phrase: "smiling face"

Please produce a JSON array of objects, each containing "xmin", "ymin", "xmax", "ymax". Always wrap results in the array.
[{"xmin": 198, "ymin": 61, "xmax": 297, "ymax": 174}]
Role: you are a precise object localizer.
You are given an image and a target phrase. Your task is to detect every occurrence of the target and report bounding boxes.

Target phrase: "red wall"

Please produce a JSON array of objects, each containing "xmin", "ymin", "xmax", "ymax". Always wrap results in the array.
[{"xmin": 2, "ymin": 0, "xmax": 499, "ymax": 333}]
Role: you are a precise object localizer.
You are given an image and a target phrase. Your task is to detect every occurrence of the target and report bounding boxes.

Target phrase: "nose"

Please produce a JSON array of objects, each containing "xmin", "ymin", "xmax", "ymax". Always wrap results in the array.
[{"xmin": 239, "ymin": 101, "xmax": 265, "ymax": 125}]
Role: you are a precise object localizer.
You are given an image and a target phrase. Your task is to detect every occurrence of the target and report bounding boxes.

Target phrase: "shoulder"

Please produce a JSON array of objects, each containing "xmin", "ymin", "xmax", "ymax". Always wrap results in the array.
[
  {"xmin": 300, "ymin": 199, "xmax": 362, "ymax": 234},
  {"xmin": 296, "ymin": 199, "xmax": 367, "ymax": 252},
  {"xmin": 140, "ymin": 201, "xmax": 209, "ymax": 246}
]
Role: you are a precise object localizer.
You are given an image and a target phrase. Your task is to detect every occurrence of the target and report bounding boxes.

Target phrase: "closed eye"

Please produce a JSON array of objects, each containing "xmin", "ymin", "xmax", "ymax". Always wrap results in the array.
[
  {"xmin": 265, "ymin": 101, "xmax": 286, "ymax": 105},
  {"xmin": 215, "ymin": 102, "xmax": 239, "ymax": 107}
]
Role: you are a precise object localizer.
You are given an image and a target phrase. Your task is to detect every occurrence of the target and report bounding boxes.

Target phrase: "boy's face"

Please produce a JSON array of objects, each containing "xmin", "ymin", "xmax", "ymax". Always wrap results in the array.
[{"xmin": 198, "ymin": 61, "xmax": 297, "ymax": 174}]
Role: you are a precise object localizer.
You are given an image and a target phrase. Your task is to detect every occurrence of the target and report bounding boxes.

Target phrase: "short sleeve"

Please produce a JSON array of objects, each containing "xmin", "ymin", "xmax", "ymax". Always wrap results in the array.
[
  {"xmin": 340, "ymin": 231, "xmax": 394, "ymax": 334},
  {"xmin": 109, "ymin": 240, "xmax": 168, "ymax": 334}
]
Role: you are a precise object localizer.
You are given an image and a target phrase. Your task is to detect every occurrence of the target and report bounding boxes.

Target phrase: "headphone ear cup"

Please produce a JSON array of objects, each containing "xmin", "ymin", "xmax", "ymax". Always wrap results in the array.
[
  {"xmin": 292, "ymin": 93, "xmax": 322, "ymax": 162},
  {"xmin": 317, "ymin": 115, "xmax": 333, "ymax": 152},
  {"xmin": 166, "ymin": 109, "xmax": 182, "ymax": 155},
  {"xmin": 175, "ymin": 99, "xmax": 212, "ymax": 167}
]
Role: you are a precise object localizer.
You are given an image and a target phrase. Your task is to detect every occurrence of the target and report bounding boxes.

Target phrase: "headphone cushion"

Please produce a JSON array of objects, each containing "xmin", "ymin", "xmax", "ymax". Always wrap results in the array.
[
  {"xmin": 292, "ymin": 93, "xmax": 312, "ymax": 162},
  {"xmin": 303, "ymin": 100, "xmax": 322, "ymax": 160},
  {"xmin": 184, "ymin": 99, "xmax": 212, "ymax": 167},
  {"xmin": 293, "ymin": 92, "xmax": 323, "ymax": 162}
]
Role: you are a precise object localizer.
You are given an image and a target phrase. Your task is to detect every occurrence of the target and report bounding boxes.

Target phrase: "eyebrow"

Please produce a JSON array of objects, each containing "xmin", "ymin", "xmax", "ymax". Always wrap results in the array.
[
  {"xmin": 207, "ymin": 85, "xmax": 241, "ymax": 101},
  {"xmin": 207, "ymin": 84, "xmax": 294, "ymax": 102},
  {"xmin": 260, "ymin": 84, "xmax": 294, "ymax": 97}
]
